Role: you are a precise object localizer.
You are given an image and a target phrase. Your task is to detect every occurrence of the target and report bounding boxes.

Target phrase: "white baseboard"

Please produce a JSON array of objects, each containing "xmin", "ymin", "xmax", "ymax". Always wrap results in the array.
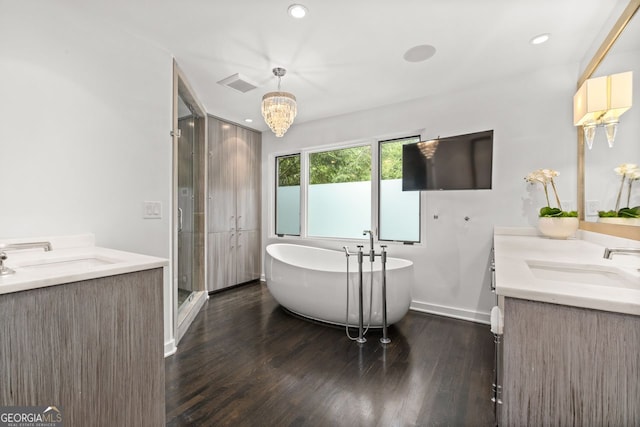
[
  {"xmin": 410, "ymin": 300, "xmax": 490, "ymax": 325},
  {"xmin": 164, "ymin": 339, "xmax": 177, "ymax": 358},
  {"xmin": 176, "ymin": 291, "xmax": 207, "ymax": 345}
]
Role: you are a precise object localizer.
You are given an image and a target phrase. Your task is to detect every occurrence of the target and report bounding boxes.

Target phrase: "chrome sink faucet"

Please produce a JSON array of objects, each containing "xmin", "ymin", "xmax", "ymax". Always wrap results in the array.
[
  {"xmin": 0, "ymin": 252, "xmax": 14, "ymax": 276},
  {"xmin": 0, "ymin": 241, "xmax": 53, "ymax": 276},
  {"xmin": 603, "ymin": 247, "xmax": 640, "ymax": 259},
  {"xmin": 0, "ymin": 242, "xmax": 52, "ymax": 252}
]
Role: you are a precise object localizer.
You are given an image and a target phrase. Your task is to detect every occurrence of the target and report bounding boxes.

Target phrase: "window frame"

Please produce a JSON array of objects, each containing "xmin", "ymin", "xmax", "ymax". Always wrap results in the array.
[
  {"xmin": 271, "ymin": 134, "xmax": 423, "ymax": 244},
  {"xmin": 275, "ymin": 153, "xmax": 302, "ymax": 237},
  {"xmin": 378, "ymin": 135, "xmax": 422, "ymax": 244},
  {"xmin": 306, "ymin": 143, "xmax": 373, "ymax": 240}
]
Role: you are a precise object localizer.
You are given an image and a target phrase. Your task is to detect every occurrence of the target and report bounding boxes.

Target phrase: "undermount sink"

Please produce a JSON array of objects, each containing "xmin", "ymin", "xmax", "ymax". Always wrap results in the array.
[
  {"xmin": 18, "ymin": 256, "xmax": 117, "ymax": 273},
  {"xmin": 527, "ymin": 260, "xmax": 639, "ymax": 289}
]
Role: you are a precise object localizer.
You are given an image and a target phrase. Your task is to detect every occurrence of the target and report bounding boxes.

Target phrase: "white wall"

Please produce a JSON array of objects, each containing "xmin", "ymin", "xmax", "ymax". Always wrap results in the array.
[
  {"xmin": 261, "ymin": 63, "xmax": 580, "ymax": 323},
  {"xmin": 0, "ymin": 4, "xmax": 175, "ymax": 350}
]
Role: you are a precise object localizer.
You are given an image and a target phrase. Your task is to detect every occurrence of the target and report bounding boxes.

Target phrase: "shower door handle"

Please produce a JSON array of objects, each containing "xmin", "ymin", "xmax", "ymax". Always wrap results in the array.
[{"xmin": 178, "ymin": 208, "xmax": 183, "ymax": 232}]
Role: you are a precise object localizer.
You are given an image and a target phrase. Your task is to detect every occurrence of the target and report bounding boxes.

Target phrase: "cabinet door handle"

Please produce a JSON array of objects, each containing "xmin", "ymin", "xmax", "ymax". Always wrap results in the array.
[{"xmin": 178, "ymin": 208, "xmax": 183, "ymax": 232}]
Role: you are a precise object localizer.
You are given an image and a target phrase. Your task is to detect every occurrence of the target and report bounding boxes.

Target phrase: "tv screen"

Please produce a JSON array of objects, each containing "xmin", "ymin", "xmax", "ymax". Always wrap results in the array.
[{"xmin": 402, "ymin": 130, "xmax": 493, "ymax": 191}]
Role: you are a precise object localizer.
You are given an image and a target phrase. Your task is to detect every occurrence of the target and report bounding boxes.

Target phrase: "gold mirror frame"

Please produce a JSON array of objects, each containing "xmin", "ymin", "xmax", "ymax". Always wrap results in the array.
[{"xmin": 578, "ymin": 0, "xmax": 640, "ymax": 240}]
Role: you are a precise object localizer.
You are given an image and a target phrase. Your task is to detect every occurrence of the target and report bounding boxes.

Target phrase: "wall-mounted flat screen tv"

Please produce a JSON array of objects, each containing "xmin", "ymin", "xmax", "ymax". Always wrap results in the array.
[{"xmin": 402, "ymin": 130, "xmax": 493, "ymax": 191}]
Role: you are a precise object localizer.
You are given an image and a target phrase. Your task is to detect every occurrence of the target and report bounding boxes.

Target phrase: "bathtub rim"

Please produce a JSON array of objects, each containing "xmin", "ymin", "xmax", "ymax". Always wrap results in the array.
[{"xmin": 265, "ymin": 242, "xmax": 413, "ymax": 274}]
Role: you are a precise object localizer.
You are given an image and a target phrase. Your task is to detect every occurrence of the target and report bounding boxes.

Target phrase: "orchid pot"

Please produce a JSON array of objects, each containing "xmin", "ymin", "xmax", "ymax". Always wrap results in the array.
[
  {"xmin": 524, "ymin": 169, "xmax": 578, "ymax": 239},
  {"xmin": 537, "ymin": 217, "xmax": 579, "ymax": 239}
]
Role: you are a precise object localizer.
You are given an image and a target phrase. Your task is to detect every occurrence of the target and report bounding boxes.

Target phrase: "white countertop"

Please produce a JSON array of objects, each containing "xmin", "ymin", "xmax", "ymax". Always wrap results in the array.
[
  {"xmin": 493, "ymin": 228, "xmax": 640, "ymax": 315},
  {"xmin": 0, "ymin": 234, "xmax": 168, "ymax": 295}
]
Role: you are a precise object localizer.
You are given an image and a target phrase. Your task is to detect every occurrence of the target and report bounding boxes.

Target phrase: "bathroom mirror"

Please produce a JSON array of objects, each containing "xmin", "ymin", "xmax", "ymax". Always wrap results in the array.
[{"xmin": 578, "ymin": 0, "xmax": 640, "ymax": 240}]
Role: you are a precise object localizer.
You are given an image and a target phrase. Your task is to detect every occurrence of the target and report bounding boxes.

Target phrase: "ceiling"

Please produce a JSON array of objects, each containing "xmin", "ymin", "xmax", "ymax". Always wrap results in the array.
[{"xmin": 73, "ymin": 0, "xmax": 622, "ymax": 131}]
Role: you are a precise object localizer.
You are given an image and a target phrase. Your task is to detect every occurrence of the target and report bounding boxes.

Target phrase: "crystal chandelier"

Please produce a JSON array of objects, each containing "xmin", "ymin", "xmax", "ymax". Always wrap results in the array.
[{"xmin": 262, "ymin": 68, "xmax": 297, "ymax": 137}]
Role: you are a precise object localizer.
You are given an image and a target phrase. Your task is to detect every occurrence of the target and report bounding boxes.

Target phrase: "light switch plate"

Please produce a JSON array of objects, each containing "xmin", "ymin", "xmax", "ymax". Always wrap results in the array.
[
  {"xmin": 143, "ymin": 201, "xmax": 162, "ymax": 219},
  {"xmin": 586, "ymin": 200, "xmax": 600, "ymax": 216}
]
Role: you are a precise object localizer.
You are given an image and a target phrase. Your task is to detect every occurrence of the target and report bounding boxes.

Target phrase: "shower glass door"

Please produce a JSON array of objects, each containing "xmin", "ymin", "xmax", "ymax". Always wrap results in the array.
[{"xmin": 177, "ymin": 94, "xmax": 196, "ymax": 313}]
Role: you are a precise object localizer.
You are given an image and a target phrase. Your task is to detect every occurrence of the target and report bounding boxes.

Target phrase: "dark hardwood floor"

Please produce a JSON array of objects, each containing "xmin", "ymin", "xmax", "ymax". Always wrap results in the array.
[{"xmin": 165, "ymin": 283, "xmax": 495, "ymax": 427}]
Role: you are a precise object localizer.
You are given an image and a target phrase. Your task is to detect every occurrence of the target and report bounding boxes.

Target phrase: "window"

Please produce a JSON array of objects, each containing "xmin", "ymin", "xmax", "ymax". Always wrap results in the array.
[
  {"xmin": 275, "ymin": 154, "xmax": 301, "ymax": 236},
  {"xmin": 379, "ymin": 136, "xmax": 421, "ymax": 242},
  {"xmin": 308, "ymin": 145, "xmax": 371, "ymax": 239},
  {"xmin": 274, "ymin": 136, "xmax": 420, "ymax": 242}
]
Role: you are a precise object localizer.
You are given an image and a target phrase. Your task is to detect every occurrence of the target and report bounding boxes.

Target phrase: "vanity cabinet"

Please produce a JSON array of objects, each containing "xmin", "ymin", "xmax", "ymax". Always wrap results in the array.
[
  {"xmin": 207, "ymin": 117, "xmax": 261, "ymax": 291},
  {"xmin": 0, "ymin": 269, "xmax": 165, "ymax": 426},
  {"xmin": 500, "ymin": 297, "xmax": 640, "ymax": 426}
]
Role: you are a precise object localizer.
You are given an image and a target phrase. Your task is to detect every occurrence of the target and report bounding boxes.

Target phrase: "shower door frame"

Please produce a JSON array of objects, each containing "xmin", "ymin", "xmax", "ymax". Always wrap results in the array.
[{"xmin": 172, "ymin": 60, "xmax": 208, "ymax": 345}]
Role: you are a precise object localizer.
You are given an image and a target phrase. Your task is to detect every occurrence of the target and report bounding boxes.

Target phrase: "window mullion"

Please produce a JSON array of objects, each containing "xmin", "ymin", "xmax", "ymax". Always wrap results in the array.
[
  {"xmin": 370, "ymin": 140, "xmax": 379, "ymax": 240},
  {"xmin": 300, "ymin": 150, "xmax": 309, "ymax": 238}
]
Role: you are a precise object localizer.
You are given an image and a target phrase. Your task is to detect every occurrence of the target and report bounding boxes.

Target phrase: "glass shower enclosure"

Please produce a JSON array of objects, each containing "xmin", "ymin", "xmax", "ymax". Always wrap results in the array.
[{"xmin": 175, "ymin": 83, "xmax": 205, "ymax": 333}]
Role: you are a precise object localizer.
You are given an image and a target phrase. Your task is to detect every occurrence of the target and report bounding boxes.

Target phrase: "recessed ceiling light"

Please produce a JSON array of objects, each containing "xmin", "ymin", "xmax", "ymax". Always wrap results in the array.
[
  {"xmin": 530, "ymin": 33, "xmax": 550, "ymax": 45},
  {"xmin": 244, "ymin": 118, "xmax": 253, "ymax": 123},
  {"xmin": 288, "ymin": 4, "xmax": 307, "ymax": 19},
  {"xmin": 403, "ymin": 45, "xmax": 437, "ymax": 63}
]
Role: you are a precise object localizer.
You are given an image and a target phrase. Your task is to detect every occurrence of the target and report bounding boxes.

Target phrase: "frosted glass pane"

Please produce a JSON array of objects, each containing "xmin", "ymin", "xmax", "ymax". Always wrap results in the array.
[
  {"xmin": 276, "ymin": 186, "xmax": 300, "ymax": 235},
  {"xmin": 379, "ymin": 179, "xmax": 419, "ymax": 241},
  {"xmin": 308, "ymin": 182, "xmax": 371, "ymax": 239}
]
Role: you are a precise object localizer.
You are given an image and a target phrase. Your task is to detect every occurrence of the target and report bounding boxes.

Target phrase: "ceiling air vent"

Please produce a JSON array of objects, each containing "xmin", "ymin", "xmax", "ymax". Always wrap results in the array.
[{"xmin": 217, "ymin": 73, "xmax": 258, "ymax": 93}]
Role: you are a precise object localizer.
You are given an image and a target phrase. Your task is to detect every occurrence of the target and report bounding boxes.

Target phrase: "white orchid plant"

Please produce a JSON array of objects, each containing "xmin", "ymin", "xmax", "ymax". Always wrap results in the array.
[
  {"xmin": 599, "ymin": 163, "xmax": 640, "ymax": 219},
  {"xmin": 524, "ymin": 169, "xmax": 577, "ymax": 217}
]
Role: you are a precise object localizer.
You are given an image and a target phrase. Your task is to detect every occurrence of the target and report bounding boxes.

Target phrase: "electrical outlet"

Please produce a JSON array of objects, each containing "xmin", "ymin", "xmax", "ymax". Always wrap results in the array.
[
  {"xmin": 586, "ymin": 200, "xmax": 600, "ymax": 216},
  {"xmin": 143, "ymin": 201, "xmax": 162, "ymax": 219}
]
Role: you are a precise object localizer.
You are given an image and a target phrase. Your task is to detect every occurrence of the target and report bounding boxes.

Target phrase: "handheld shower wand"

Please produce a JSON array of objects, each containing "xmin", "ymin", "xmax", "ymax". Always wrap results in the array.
[{"xmin": 363, "ymin": 230, "xmax": 375, "ymax": 259}]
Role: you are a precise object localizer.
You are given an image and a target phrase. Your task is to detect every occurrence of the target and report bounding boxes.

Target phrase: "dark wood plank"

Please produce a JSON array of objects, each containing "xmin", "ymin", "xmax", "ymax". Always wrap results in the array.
[{"xmin": 165, "ymin": 283, "xmax": 494, "ymax": 426}]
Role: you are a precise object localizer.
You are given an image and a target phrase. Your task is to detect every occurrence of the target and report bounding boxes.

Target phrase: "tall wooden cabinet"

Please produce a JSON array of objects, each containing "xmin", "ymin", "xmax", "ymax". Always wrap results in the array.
[{"xmin": 207, "ymin": 117, "xmax": 261, "ymax": 291}]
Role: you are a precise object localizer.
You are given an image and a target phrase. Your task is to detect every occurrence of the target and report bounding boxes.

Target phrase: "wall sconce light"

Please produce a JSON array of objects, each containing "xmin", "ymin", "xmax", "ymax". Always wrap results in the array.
[{"xmin": 573, "ymin": 71, "xmax": 633, "ymax": 150}]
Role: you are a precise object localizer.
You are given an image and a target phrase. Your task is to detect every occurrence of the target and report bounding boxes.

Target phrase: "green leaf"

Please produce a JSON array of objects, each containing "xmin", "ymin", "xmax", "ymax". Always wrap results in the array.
[
  {"xmin": 539, "ymin": 207, "xmax": 562, "ymax": 217},
  {"xmin": 309, "ymin": 146, "xmax": 371, "ymax": 185},
  {"xmin": 277, "ymin": 155, "xmax": 301, "ymax": 187},
  {"xmin": 598, "ymin": 210, "xmax": 619, "ymax": 218},
  {"xmin": 618, "ymin": 207, "xmax": 640, "ymax": 218}
]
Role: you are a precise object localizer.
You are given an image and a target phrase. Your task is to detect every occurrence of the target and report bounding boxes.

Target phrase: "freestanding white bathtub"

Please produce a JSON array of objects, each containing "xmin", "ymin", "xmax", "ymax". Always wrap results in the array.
[{"xmin": 265, "ymin": 243, "xmax": 414, "ymax": 327}]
